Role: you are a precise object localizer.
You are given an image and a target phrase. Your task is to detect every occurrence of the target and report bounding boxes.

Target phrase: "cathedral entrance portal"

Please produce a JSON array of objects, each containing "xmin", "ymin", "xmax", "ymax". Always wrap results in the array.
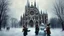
[{"xmin": 29, "ymin": 20, "xmax": 34, "ymax": 27}]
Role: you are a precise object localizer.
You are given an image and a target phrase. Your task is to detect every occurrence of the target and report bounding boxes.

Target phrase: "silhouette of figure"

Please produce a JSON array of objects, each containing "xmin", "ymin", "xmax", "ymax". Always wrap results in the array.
[
  {"xmin": 35, "ymin": 24, "xmax": 39, "ymax": 36},
  {"xmin": 46, "ymin": 24, "xmax": 51, "ymax": 36},
  {"xmin": 22, "ymin": 25, "xmax": 28, "ymax": 36},
  {"xmin": 6, "ymin": 27, "xmax": 10, "ymax": 30}
]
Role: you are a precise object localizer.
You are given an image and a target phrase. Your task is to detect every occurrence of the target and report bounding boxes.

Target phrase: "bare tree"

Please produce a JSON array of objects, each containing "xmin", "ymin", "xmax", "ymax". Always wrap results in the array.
[
  {"xmin": 0, "ymin": 0, "xmax": 9, "ymax": 30},
  {"xmin": 53, "ymin": 0, "xmax": 64, "ymax": 30}
]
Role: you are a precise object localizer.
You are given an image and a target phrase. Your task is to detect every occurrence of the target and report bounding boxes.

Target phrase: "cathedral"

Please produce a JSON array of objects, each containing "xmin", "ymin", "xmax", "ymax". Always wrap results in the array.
[{"xmin": 21, "ymin": 0, "xmax": 48, "ymax": 27}]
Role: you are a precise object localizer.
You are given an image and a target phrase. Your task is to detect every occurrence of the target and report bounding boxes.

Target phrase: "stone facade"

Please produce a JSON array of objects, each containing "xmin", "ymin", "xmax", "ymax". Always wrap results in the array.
[{"xmin": 21, "ymin": 0, "xmax": 48, "ymax": 27}]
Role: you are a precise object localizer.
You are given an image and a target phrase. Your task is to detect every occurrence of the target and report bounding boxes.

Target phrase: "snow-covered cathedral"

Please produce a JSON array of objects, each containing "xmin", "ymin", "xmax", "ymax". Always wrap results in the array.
[{"xmin": 21, "ymin": 0, "xmax": 48, "ymax": 27}]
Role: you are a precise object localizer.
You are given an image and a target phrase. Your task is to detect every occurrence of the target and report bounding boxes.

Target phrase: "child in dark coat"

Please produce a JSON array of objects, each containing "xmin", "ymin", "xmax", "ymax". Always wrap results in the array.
[
  {"xmin": 35, "ymin": 24, "xmax": 39, "ymax": 36},
  {"xmin": 22, "ymin": 25, "xmax": 30, "ymax": 36},
  {"xmin": 22, "ymin": 25, "xmax": 28, "ymax": 36},
  {"xmin": 46, "ymin": 24, "xmax": 51, "ymax": 36}
]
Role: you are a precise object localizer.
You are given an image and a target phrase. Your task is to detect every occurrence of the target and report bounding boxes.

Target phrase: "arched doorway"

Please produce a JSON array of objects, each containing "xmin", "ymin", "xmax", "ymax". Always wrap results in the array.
[{"xmin": 29, "ymin": 20, "xmax": 34, "ymax": 27}]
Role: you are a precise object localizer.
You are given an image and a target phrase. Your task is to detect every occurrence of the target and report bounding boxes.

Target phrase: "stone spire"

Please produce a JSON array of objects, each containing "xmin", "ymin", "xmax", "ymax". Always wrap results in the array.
[
  {"xmin": 34, "ymin": 0, "xmax": 36, "ymax": 7},
  {"xmin": 41, "ymin": 10, "xmax": 42, "ymax": 14},
  {"xmin": 27, "ymin": 0, "xmax": 30, "ymax": 7},
  {"xmin": 31, "ymin": 2, "xmax": 33, "ymax": 7}
]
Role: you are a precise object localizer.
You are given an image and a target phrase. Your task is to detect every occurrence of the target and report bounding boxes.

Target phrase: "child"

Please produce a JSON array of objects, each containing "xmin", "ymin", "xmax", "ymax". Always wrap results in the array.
[
  {"xmin": 22, "ymin": 25, "xmax": 28, "ymax": 36},
  {"xmin": 46, "ymin": 24, "xmax": 51, "ymax": 36},
  {"xmin": 22, "ymin": 25, "xmax": 30, "ymax": 36},
  {"xmin": 35, "ymin": 24, "xmax": 39, "ymax": 36}
]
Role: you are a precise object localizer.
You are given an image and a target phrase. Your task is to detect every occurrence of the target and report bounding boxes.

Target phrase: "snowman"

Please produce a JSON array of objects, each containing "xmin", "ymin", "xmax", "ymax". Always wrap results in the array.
[{"xmin": 38, "ymin": 23, "xmax": 46, "ymax": 36}]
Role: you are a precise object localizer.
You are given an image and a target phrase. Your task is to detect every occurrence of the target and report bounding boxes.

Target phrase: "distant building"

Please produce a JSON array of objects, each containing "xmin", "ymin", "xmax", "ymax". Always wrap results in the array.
[{"xmin": 21, "ymin": 0, "xmax": 48, "ymax": 27}]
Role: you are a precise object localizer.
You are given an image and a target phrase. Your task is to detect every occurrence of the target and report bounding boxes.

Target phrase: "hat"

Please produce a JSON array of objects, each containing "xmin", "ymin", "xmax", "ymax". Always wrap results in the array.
[{"xmin": 47, "ymin": 23, "xmax": 50, "ymax": 26}]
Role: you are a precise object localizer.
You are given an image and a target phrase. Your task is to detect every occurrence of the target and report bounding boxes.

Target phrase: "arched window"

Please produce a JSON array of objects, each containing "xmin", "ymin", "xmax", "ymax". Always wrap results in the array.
[
  {"xmin": 35, "ymin": 21, "xmax": 38, "ymax": 24},
  {"xmin": 35, "ymin": 16, "xmax": 38, "ymax": 20}
]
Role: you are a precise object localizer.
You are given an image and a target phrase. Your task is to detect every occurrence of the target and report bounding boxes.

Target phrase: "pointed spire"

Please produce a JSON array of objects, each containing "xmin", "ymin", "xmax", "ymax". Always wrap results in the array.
[
  {"xmin": 21, "ymin": 16, "xmax": 22, "ymax": 19},
  {"xmin": 31, "ymin": 2, "xmax": 33, "ymax": 7},
  {"xmin": 41, "ymin": 10, "xmax": 42, "ymax": 14},
  {"xmin": 34, "ymin": 0, "xmax": 36, "ymax": 7},
  {"xmin": 27, "ymin": 0, "xmax": 30, "ymax": 7}
]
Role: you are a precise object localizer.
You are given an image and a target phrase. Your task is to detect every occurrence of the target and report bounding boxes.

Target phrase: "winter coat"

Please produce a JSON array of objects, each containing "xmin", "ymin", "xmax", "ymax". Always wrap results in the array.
[
  {"xmin": 46, "ymin": 26, "xmax": 51, "ymax": 34},
  {"xmin": 23, "ymin": 28, "xmax": 28, "ymax": 35},
  {"xmin": 35, "ymin": 25, "xmax": 39, "ymax": 35}
]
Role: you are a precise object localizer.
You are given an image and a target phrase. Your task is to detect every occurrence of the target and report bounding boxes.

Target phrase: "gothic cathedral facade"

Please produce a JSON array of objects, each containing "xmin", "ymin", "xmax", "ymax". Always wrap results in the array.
[{"xmin": 21, "ymin": 0, "xmax": 48, "ymax": 27}]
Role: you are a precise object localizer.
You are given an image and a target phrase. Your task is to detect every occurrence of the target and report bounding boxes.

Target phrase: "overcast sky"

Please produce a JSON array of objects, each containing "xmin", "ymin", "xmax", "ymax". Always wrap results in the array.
[{"xmin": 8, "ymin": 0, "xmax": 57, "ymax": 21}]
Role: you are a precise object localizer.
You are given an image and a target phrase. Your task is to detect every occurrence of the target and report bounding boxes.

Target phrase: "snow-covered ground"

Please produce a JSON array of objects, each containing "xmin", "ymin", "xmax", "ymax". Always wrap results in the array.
[{"xmin": 0, "ymin": 28, "xmax": 64, "ymax": 36}]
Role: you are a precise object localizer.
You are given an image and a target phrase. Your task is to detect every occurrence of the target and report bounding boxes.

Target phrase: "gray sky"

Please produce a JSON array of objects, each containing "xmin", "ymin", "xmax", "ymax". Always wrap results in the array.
[{"xmin": 8, "ymin": 0, "xmax": 56, "ymax": 21}]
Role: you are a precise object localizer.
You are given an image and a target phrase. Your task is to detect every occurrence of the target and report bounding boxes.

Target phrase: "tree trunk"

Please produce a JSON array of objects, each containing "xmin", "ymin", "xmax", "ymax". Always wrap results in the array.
[
  {"xmin": 0, "ymin": 24, "xmax": 1, "ymax": 31},
  {"xmin": 61, "ymin": 22, "xmax": 64, "ymax": 31}
]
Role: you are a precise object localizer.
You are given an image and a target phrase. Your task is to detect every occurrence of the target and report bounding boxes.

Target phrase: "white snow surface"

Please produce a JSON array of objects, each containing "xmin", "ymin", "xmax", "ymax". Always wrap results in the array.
[{"xmin": 0, "ymin": 28, "xmax": 64, "ymax": 36}]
